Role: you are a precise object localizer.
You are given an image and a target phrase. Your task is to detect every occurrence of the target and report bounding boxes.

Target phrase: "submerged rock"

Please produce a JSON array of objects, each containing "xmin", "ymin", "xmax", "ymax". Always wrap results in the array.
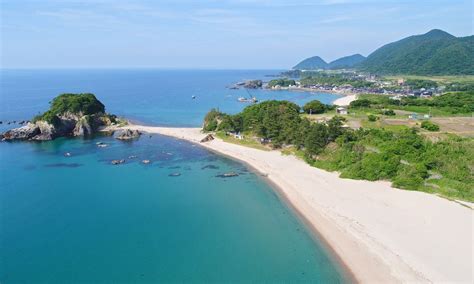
[
  {"xmin": 216, "ymin": 172, "xmax": 239, "ymax": 178},
  {"xmin": 201, "ymin": 164, "xmax": 219, "ymax": 170},
  {"xmin": 44, "ymin": 163, "xmax": 82, "ymax": 168},
  {"xmin": 115, "ymin": 129, "xmax": 141, "ymax": 140}
]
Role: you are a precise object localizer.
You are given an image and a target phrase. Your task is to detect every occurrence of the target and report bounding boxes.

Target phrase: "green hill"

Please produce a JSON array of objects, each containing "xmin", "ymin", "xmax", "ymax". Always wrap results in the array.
[
  {"xmin": 293, "ymin": 56, "xmax": 328, "ymax": 70},
  {"xmin": 328, "ymin": 54, "xmax": 366, "ymax": 69},
  {"xmin": 359, "ymin": 29, "xmax": 474, "ymax": 75}
]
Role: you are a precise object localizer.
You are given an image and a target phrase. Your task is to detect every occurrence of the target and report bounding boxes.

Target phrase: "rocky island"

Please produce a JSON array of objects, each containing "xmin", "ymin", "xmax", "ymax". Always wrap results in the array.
[{"xmin": 1, "ymin": 93, "xmax": 118, "ymax": 141}]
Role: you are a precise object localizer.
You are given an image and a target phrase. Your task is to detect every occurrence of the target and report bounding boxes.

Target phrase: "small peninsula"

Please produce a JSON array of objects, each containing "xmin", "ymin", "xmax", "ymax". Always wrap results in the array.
[{"xmin": 1, "ymin": 93, "xmax": 118, "ymax": 141}]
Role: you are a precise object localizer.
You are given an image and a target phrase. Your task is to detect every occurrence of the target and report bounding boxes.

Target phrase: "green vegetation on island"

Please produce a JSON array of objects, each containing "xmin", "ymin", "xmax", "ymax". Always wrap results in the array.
[
  {"xmin": 203, "ymin": 97, "xmax": 474, "ymax": 202},
  {"xmin": 33, "ymin": 93, "xmax": 107, "ymax": 125},
  {"xmin": 267, "ymin": 78, "xmax": 296, "ymax": 88}
]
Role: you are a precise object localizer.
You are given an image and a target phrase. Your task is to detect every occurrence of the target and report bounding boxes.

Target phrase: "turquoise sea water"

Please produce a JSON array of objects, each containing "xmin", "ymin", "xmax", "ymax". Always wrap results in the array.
[{"xmin": 0, "ymin": 69, "xmax": 347, "ymax": 283}]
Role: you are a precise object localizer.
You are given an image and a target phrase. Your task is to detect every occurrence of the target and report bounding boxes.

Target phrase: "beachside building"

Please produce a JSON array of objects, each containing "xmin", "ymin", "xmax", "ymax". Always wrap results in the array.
[{"xmin": 336, "ymin": 107, "xmax": 348, "ymax": 115}]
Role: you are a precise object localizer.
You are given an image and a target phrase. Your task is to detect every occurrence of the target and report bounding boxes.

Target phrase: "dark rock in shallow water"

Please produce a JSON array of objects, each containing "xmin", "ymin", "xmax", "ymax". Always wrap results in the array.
[
  {"xmin": 201, "ymin": 164, "xmax": 219, "ymax": 170},
  {"xmin": 111, "ymin": 159, "xmax": 125, "ymax": 165},
  {"xmin": 115, "ymin": 129, "xmax": 141, "ymax": 140},
  {"xmin": 215, "ymin": 172, "xmax": 239, "ymax": 178},
  {"xmin": 168, "ymin": 172, "xmax": 181, "ymax": 177}
]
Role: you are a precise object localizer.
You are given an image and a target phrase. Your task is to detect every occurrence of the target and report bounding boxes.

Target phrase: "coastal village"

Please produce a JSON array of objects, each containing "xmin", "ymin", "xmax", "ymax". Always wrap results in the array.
[{"xmin": 230, "ymin": 70, "xmax": 442, "ymax": 99}]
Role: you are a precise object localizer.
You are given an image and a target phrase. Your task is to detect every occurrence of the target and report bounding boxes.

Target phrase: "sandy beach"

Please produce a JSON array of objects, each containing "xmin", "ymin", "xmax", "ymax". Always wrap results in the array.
[
  {"xmin": 333, "ymin": 94, "xmax": 357, "ymax": 106},
  {"xmin": 112, "ymin": 124, "xmax": 473, "ymax": 283}
]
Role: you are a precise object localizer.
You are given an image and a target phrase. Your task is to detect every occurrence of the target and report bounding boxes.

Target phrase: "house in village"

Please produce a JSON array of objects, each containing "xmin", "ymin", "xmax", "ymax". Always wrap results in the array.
[{"xmin": 336, "ymin": 107, "xmax": 348, "ymax": 115}]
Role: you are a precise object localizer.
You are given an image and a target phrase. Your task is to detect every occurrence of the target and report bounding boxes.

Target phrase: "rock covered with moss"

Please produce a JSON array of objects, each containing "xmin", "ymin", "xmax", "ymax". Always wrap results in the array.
[{"xmin": 2, "ymin": 93, "xmax": 117, "ymax": 141}]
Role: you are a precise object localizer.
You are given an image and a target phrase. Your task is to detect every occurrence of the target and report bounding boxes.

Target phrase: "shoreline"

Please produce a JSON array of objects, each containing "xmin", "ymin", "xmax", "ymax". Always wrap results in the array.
[
  {"xmin": 262, "ymin": 87, "xmax": 358, "ymax": 106},
  {"xmin": 106, "ymin": 124, "xmax": 473, "ymax": 283}
]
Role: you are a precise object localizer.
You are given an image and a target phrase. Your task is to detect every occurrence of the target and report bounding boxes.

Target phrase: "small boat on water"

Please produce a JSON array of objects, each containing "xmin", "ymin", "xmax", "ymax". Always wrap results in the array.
[{"xmin": 192, "ymin": 95, "xmax": 196, "ymax": 99}]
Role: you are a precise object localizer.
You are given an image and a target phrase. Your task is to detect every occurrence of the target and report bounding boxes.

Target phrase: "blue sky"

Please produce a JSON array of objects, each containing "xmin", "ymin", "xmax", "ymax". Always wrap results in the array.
[{"xmin": 1, "ymin": 0, "xmax": 472, "ymax": 69}]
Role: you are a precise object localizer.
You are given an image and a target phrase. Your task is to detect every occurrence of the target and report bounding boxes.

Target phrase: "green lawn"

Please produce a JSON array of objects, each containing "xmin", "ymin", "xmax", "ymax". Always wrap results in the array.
[{"xmin": 215, "ymin": 131, "xmax": 270, "ymax": 151}]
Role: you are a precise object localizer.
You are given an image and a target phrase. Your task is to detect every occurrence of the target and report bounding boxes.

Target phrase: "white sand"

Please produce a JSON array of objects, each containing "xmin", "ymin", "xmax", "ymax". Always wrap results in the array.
[
  {"xmin": 333, "ymin": 94, "xmax": 357, "ymax": 106},
  {"xmin": 113, "ymin": 125, "xmax": 473, "ymax": 283}
]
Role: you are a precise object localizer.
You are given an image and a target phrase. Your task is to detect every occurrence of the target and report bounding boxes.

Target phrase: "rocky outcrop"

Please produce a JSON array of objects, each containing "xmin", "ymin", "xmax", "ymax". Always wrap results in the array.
[
  {"xmin": 2, "ymin": 113, "xmax": 113, "ymax": 141},
  {"xmin": 244, "ymin": 80, "xmax": 263, "ymax": 89},
  {"xmin": 2, "ymin": 123, "xmax": 41, "ymax": 140},
  {"xmin": 115, "ymin": 129, "xmax": 141, "ymax": 140},
  {"xmin": 200, "ymin": 134, "xmax": 214, "ymax": 143},
  {"xmin": 73, "ymin": 116, "xmax": 93, "ymax": 136}
]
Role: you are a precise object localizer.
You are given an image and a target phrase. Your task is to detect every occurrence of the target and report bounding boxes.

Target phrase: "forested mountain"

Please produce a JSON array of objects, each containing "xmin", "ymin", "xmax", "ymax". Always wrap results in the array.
[
  {"xmin": 328, "ymin": 54, "xmax": 366, "ymax": 69},
  {"xmin": 359, "ymin": 29, "xmax": 474, "ymax": 75},
  {"xmin": 292, "ymin": 29, "xmax": 474, "ymax": 75},
  {"xmin": 293, "ymin": 56, "xmax": 328, "ymax": 70}
]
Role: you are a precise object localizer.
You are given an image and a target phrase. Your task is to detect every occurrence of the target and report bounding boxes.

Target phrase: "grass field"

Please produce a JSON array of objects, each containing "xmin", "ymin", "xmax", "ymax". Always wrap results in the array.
[
  {"xmin": 384, "ymin": 75, "xmax": 474, "ymax": 84},
  {"xmin": 304, "ymin": 109, "xmax": 474, "ymax": 138}
]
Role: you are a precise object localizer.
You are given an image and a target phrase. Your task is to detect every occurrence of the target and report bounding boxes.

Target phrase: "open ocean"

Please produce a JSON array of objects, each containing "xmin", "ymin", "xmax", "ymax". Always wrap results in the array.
[{"xmin": 0, "ymin": 69, "xmax": 348, "ymax": 283}]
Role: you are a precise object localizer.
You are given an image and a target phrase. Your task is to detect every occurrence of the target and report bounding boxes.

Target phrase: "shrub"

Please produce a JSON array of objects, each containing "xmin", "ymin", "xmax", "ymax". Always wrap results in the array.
[
  {"xmin": 203, "ymin": 109, "xmax": 223, "ymax": 132},
  {"xmin": 368, "ymin": 114, "xmax": 378, "ymax": 122},
  {"xmin": 421, "ymin": 121, "xmax": 440, "ymax": 131},
  {"xmin": 303, "ymin": 100, "xmax": 327, "ymax": 114},
  {"xmin": 380, "ymin": 109, "xmax": 396, "ymax": 116}
]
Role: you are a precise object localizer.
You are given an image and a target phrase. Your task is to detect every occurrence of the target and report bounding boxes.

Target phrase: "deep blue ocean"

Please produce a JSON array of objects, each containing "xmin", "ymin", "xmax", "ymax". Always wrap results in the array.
[{"xmin": 0, "ymin": 69, "xmax": 348, "ymax": 283}]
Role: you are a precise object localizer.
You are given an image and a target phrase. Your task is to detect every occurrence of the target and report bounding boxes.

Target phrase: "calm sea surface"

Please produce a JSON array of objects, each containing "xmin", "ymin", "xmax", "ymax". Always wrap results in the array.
[{"xmin": 0, "ymin": 69, "xmax": 348, "ymax": 283}]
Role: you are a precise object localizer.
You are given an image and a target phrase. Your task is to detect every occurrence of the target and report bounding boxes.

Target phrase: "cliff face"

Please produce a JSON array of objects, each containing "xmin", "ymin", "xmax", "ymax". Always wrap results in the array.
[{"xmin": 2, "ymin": 113, "xmax": 113, "ymax": 141}]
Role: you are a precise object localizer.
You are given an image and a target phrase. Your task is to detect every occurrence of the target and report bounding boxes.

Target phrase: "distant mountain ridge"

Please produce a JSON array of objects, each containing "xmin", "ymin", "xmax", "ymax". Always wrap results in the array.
[
  {"xmin": 328, "ymin": 54, "xmax": 366, "ymax": 69},
  {"xmin": 293, "ymin": 56, "xmax": 328, "ymax": 70},
  {"xmin": 293, "ymin": 54, "xmax": 365, "ymax": 70},
  {"xmin": 293, "ymin": 29, "xmax": 474, "ymax": 75}
]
